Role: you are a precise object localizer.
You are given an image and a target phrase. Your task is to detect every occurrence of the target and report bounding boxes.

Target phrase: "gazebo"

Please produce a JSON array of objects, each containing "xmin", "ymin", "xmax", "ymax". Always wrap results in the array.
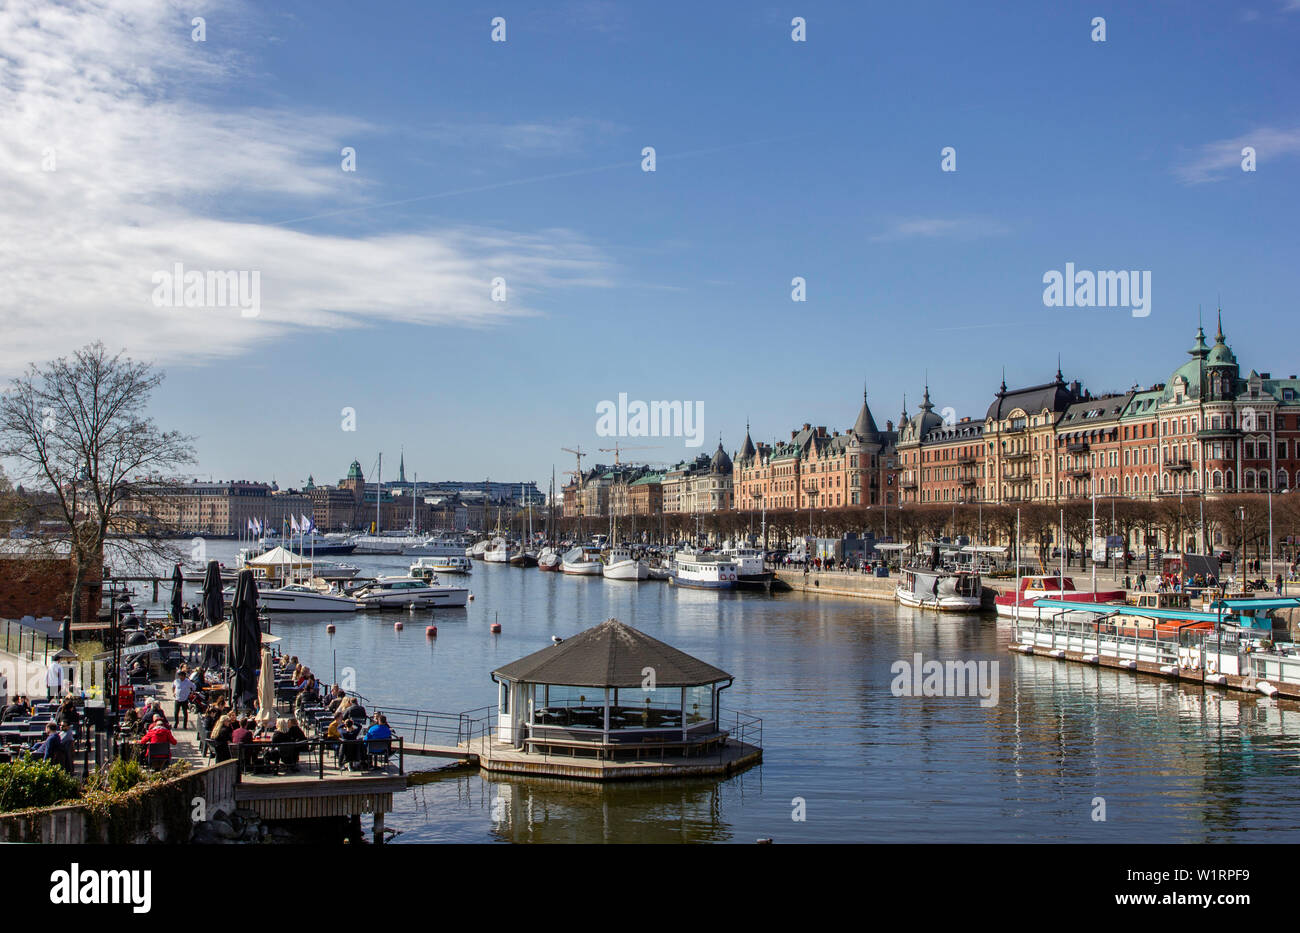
[{"xmin": 491, "ymin": 619, "xmax": 733, "ymax": 759}]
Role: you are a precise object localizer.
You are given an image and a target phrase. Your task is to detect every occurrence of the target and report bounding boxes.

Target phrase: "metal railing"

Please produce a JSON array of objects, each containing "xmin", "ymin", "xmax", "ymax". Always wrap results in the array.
[{"xmin": 1, "ymin": 618, "xmax": 59, "ymax": 664}]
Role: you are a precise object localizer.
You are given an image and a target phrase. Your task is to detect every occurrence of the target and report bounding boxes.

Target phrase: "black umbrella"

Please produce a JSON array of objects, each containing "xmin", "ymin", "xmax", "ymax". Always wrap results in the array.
[
  {"xmin": 229, "ymin": 569, "xmax": 261, "ymax": 710},
  {"xmin": 201, "ymin": 560, "xmax": 224, "ymax": 626},
  {"xmin": 170, "ymin": 563, "xmax": 184, "ymax": 624}
]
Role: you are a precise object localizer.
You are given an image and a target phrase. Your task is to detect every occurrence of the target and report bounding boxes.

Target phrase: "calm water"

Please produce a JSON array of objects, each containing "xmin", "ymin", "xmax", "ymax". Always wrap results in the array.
[{"xmin": 148, "ymin": 540, "xmax": 1300, "ymax": 843}]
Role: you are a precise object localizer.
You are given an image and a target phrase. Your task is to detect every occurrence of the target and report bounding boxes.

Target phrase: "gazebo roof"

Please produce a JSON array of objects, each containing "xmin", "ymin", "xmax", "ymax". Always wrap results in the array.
[{"xmin": 493, "ymin": 619, "xmax": 731, "ymax": 688}]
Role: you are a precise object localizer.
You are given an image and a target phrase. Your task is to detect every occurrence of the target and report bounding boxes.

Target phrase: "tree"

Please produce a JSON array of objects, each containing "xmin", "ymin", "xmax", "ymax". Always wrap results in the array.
[{"xmin": 0, "ymin": 342, "xmax": 195, "ymax": 645}]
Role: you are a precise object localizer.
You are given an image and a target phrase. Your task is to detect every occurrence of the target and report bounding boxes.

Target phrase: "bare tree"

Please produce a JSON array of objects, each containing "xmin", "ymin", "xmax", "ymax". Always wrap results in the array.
[{"xmin": 0, "ymin": 342, "xmax": 195, "ymax": 644}]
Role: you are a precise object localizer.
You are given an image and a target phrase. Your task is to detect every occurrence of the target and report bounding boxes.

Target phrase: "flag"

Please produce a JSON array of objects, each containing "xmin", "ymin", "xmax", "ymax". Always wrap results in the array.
[
  {"xmin": 301, "ymin": 514, "xmax": 314, "ymax": 534},
  {"xmin": 247, "ymin": 518, "xmax": 254, "ymax": 533},
  {"xmin": 255, "ymin": 517, "xmax": 263, "ymax": 536},
  {"xmin": 290, "ymin": 514, "xmax": 300, "ymax": 534}
]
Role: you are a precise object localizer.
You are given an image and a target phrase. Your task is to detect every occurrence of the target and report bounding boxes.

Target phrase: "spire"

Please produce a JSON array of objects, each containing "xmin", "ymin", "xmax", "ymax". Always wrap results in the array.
[
  {"xmin": 399, "ymin": 448, "xmax": 406, "ymax": 484},
  {"xmin": 739, "ymin": 420, "xmax": 756, "ymax": 460},
  {"xmin": 901, "ymin": 393, "xmax": 909, "ymax": 422},
  {"xmin": 1055, "ymin": 354, "xmax": 1064, "ymax": 383},
  {"xmin": 1215, "ymin": 306, "xmax": 1224, "ymax": 343},
  {"xmin": 853, "ymin": 384, "xmax": 879, "ymax": 438},
  {"xmin": 1188, "ymin": 315, "xmax": 1209, "ymax": 359},
  {"xmin": 920, "ymin": 384, "xmax": 934, "ymax": 413},
  {"xmin": 999, "ymin": 366, "xmax": 1006, "ymax": 394}
]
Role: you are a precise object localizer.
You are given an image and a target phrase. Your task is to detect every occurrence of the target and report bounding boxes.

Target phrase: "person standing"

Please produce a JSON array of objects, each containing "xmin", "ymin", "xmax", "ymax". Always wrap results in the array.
[
  {"xmin": 45, "ymin": 658, "xmax": 65, "ymax": 700},
  {"xmin": 172, "ymin": 670, "xmax": 194, "ymax": 729}
]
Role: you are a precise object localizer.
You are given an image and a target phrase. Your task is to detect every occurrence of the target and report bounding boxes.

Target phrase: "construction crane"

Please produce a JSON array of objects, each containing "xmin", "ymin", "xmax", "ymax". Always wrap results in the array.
[
  {"xmin": 598, "ymin": 443, "xmax": 661, "ymax": 466},
  {"xmin": 562, "ymin": 446, "xmax": 587, "ymax": 478}
]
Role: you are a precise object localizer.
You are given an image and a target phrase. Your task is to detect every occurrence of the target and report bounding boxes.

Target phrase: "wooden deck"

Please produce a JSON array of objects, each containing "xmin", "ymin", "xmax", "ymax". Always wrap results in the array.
[{"xmin": 462, "ymin": 735, "xmax": 762, "ymax": 781}]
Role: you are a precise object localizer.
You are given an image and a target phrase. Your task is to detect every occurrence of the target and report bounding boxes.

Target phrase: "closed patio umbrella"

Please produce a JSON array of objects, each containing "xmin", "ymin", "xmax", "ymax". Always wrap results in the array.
[
  {"xmin": 201, "ymin": 560, "xmax": 224, "ymax": 625},
  {"xmin": 229, "ymin": 569, "xmax": 261, "ymax": 710},
  {"xmin": 170, "ymin": 563, "xmax": 184, "ymax": 624},
  {"xmin": 255, "ymin": 647, "xmax": 276, "ymax": 727}
]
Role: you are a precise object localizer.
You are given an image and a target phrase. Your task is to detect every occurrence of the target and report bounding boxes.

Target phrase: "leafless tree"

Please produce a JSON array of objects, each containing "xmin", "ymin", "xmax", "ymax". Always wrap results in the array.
[{"xmin": 0, "ymin": 342, "xmax": 195, "ymax": 643}]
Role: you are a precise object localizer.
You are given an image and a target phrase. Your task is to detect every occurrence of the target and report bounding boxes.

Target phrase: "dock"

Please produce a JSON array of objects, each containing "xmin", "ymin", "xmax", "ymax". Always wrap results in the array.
[{"xmin": 462, "ymin": 734, "xmax": 762, "ymax": 781}]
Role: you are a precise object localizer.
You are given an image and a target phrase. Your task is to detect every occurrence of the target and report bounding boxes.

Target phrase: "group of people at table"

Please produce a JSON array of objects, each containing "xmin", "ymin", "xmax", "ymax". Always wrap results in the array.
[{"xmin": 0, "ymin": 696, "xmax": 83, "ymax": 770}]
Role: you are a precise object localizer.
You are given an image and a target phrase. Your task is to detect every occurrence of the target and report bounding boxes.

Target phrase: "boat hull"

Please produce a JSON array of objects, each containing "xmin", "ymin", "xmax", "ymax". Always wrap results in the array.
[
  {"xmin": 604, "ymin": 559, "xmax": 648, "ymax": 581},
  {"xmin": 259, "ymin": 590, "xmax": 358, "ymax": 613},
  {"xmin": 561, "ymin": 561, "xmax": 603, "ymax": 575},
  {"xmin": 670, "ymin": 575, "xmax": 735, "ymax": 589},
  {"xmin": 895, "ymin": 587, "xmax": 982, "ymax": 612}
]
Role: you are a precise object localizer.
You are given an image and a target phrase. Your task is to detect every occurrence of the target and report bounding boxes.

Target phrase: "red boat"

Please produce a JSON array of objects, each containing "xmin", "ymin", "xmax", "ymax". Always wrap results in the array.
[{"xmin": 995, "ymin": 574, "xmax": 1126, "ymax": 619}]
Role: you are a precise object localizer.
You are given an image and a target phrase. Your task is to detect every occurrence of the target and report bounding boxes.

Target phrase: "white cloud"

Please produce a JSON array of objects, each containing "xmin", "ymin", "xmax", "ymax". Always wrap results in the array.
[
  {"xmin": 0, "ymin": 0, "xmax": 612, "ymax": 373},
  {"xmin": 1173, "ymin": 126, "xmax": 1300, "ymax": 184},
  {"xmin": 869, "ymin": 217, "xmax": 1010, "ymax": 242}
]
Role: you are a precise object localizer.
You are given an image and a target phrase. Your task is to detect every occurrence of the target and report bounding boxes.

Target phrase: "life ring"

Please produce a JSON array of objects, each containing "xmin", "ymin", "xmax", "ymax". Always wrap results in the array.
[
  {"xmin": 1190, "ymin": 648, "xmax": 1201, "ymax": 670},
  {"xmin": 1205, "ymin": 656, "xmax": 1218, "ymax": 675}
]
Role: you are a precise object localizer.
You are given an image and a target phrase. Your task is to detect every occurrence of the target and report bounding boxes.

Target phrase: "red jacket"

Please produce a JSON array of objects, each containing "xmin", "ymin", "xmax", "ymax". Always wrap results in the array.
[{"xmin": 139, "ymin": 725, "xmax": 177, "ymax": 746}]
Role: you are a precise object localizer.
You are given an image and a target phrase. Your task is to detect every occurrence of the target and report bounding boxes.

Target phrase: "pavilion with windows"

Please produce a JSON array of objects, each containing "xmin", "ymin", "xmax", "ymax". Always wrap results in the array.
[{"xmin": 491, "ymin": 619, "xmax": 735, "ymax": 760}]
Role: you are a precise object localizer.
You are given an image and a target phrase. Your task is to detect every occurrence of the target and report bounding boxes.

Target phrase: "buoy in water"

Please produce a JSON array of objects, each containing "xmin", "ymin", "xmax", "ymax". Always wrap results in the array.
[
  {"xmin": 326, "ymin": 624, "xmax": 336, "ymax": 634},
  {"xmin": 490, "ymin": 622, "xmax": 501, "ymax": 634},
  {"xmin": 468, "ymin": 593, "xmax": 475, "ymax": 601},
  {"xmin": 394, "ymin": 620, "xmax": 404, "ymax": 631},
  {"xmin": 426, "ymin": 625, "xmax": 437, "ymax": 637}
]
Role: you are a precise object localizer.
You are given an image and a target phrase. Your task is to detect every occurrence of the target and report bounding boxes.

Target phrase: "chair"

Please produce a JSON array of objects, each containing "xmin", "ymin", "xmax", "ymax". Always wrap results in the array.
[
  {"xmin": 144, "ymin": 743, "xmax": 171, "ymax": 771},
  {"xmin": 366, "ymin": 738, "xmax": 393, "ymax": 769}
]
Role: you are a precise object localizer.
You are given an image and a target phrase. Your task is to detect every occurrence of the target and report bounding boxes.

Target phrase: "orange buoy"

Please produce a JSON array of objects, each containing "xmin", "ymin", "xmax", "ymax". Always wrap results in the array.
[
  {"xmin": 490, "ymin": 622, "xmax": 502, "ymax": 634},
  {"xmin": 426, "ymin": 625, "xmax": 437, "ymax": 637},
  {"xmin": 394, "ymin": 620, "xmax": 404, "ymax": 631},
  {"xmin": 326, "ymin": 624, "xmax": 336, "ymax": 634}
]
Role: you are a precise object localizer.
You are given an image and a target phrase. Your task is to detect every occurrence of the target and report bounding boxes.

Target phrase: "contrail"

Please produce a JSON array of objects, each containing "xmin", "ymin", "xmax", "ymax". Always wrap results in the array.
[{"xmin": 268, "ymin": 133, "xmax": 811, "ymax": 227}]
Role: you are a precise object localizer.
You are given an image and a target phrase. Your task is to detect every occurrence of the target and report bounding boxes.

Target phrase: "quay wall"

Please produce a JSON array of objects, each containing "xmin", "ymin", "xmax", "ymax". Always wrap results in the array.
[
  {"xmin": 0, "ymin": 760, "xmax": 236, "ymax": 844},
  {"xmin": 773, "ymin": 570, "xmax": 896, "ymax": 601}
]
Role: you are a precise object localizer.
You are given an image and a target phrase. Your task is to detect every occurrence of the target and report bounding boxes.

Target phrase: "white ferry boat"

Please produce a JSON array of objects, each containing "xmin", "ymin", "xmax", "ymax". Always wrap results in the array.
[
  {"xmin": 405, "ymin": 534, "xmax": 471, "ymax": 557},
  {"xmin": 351, "ymin": 576, "xmax": 470, "ymax": 610},
  {"xmin": 719, "ymin": 547, "xmax": 772, "ymax": 588},
  {"xmin": 670, "ymin": 550, "xmax": 738, "ymax": 589}
]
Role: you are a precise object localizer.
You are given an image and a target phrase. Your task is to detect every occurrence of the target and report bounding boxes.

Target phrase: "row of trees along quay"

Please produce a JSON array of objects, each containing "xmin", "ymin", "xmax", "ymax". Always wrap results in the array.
[
  {"xmin": 0, "ymin": 342, "xmax": 195, "ymax": 647},
  {"xmin": 543, "ymin": 495, "xmax": 1300, "ymax": 572}
]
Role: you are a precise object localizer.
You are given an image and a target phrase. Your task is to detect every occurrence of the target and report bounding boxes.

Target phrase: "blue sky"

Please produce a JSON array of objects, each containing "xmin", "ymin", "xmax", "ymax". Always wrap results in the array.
[{"xmin": 4, "ymin": 0, "xmax": 1299, "ymax": 488}]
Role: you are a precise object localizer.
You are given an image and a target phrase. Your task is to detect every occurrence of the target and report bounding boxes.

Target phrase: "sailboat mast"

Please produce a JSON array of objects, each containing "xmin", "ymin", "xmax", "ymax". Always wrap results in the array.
[{"xmin": 376, "ymin": 452, "xmax": 382, "ymax": 534}]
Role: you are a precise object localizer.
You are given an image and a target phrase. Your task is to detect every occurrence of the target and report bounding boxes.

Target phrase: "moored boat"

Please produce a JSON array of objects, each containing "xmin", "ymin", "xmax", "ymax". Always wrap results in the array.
[
  {"xmin": 895, "ymin": 566, "xmax": 982, "ymax": 612},
  {"xmin": 410, "ymin": 555, "xmax": 472, "ymax": 578},
  {"xmin": 669, "ymin": 549, "xmax": 738, "ymax": 589},
  {"xmin": 351, "ymin": 575, "xmax": 470, "ymax": 609},
  {"xmin": 603, "ymin": 546, "xmax": 648, "ymax": 581},
  {"xmin": 560, "ymin": 546, "xmax": 604, "ymax": 575},
  {"xmin": 994, "ymin": 574, "xmax": 1126, "ymax": 620}
]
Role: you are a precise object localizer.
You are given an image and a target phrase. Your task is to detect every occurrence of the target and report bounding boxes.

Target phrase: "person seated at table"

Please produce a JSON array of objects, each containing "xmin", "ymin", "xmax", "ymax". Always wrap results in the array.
[
  {"xmin": 325, "ymin": 685, "xmax": 346, "ymax": 713},
  {"xmin": 344, "ymin": 699, "xmax": 368, "ymax": 723},
  {"xmin": 337, "ymin": 716, "xmax": 363, "ymax": 770},
  {"xmin": 142, "ymin": 699, "xmax": 170, "ymax": 729},
  {"xmin": 363, "ymin": 714, "xmax": 393, "ymax": 766},
  {"xmin": 32, "ymin": 722, "xmax": 71, "ymax": 771},
  {"xmin": 138, "ymin": 718, "xmax": 176, "ymax": 763},
  {"xmin": 57, "ymin": 698, "xmax": 80, "ymax": 729},
  {"xmin": 210, "ymin": 712, "xmax": 237, "ymax": 762},
  {"xmin": 268, "ymin": 717, "xmax": 307, "ymax": 771},
  {"xmin": 2, "ymin": 696, "xmax": 31, "ymax": 721},
  {"xmin": 120, "ymin": 707, "xmax": 143, "ymax": 737}
]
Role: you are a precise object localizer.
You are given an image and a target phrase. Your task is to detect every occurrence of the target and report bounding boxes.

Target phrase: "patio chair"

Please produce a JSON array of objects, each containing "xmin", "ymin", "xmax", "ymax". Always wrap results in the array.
[
  {"xmin": 144, "ymin": 743, "xmax": 171, "ymax": 771},
  {"xmin": 365, "ymin": 738, "xmax": 393, "ymax": 769}
]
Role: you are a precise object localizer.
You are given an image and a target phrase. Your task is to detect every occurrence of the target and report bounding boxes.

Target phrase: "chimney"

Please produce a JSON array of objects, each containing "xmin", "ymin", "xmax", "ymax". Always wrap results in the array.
[{"xmin": 886, "ymin": 420, "xmax": 893, "ymax": 431}]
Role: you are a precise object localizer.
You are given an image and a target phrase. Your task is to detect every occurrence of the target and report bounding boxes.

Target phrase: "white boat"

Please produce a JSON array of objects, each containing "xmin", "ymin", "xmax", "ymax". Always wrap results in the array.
[
  {"xmin": 410, "ymin": 555, "xmax": 472, "ymax": 578},
  {"xmin": 561, "ymin": 546, "xmax": 604, "ymax": 575},
  {"xmin": 603, "ymin": 547, "xmax": 648, "ymax": 581},
  {"xmin": 470, "ymin": 540, "xmax": 491, "ymax": 559},
  {"xmin": 895, "ymin": 567, "xmax": 982, "ymax": 612},
  {"xmin": 537, "ymin": 548, "xmax": 562, "ymax": 572},
  {"xmin": 484, "ymin": 537, "xmax": 514, "ymax": 563},
  {"xmin": 994, "ymin": 574, "xmax": 1126, "ymax": 620},
  {"xmin": 719, "ymin": 547, "xmax": 772, "ymax": 588},
  {"xmin": 351, "ymin": 576, "xmax": 470, "ymax": 610},
  {"xmin": 670, "ymin": 549, "xmax": 738, "ymax": 589},
  {"xmin": 348, "ymin": 534, "xmax": 408, "ymax": 555},
  {"xmin": 257, "ymin": 583, "xmax": 358, "ymax": 613},
  {"xmin": 405, "ymin": 534, "xmax": 471, "ymax": 557}
]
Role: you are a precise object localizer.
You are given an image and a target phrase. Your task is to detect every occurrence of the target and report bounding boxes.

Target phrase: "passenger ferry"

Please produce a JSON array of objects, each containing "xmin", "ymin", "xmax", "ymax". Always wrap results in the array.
[
  {"xmin": 719, "ymin": 547, "xmax": 772, "ymax": 588},
  {"xmin": 895, "ymin": 567, "xmax": 982, "ymax": 612},
  {"xmin": 351, "ymin": 576, "xmax": 470, "ymax": 609},
  {"xmin": 405, "ymin": 534, "xmax": 471, "ymax": 557},
  {"xmin": 409, "ymin": 555, "xmax": 472, "ymax": 578},
  {"xmin": 994, "ymin": 574, "xmax": 1126, "ymax": 620},
  {"xmin": 669, "ymin": 550, "xmax": 738, "ymax": 589}
]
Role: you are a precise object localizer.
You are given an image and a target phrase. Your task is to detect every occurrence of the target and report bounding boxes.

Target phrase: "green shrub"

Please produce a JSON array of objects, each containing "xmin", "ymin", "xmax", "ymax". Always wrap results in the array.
[
  {"xmin": 0, "ymin": 756, "xmax": 82, "ymax": 813},
  {"xmin": 99, "ymin": 757, "xmax": 147, "ymax": 794}
]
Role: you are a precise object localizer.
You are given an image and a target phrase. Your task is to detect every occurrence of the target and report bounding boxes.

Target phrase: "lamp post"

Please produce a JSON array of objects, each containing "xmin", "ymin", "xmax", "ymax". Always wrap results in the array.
[{"xmin": 1238, "ymin": 504, "xmax": 1247, "ymax": 582}]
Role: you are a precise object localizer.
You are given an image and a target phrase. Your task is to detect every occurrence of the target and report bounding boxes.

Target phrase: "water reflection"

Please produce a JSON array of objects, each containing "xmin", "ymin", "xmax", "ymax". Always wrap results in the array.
[{"xmin": 135, "ymin": 541, "xmax": 1300, "ymax": 842}]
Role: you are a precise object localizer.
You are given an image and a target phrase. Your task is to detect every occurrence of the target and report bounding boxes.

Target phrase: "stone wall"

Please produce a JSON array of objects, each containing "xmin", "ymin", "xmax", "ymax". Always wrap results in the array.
[{"xmin": 0, "ymin": 760, "xmax": 236, "ymax": 844}]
